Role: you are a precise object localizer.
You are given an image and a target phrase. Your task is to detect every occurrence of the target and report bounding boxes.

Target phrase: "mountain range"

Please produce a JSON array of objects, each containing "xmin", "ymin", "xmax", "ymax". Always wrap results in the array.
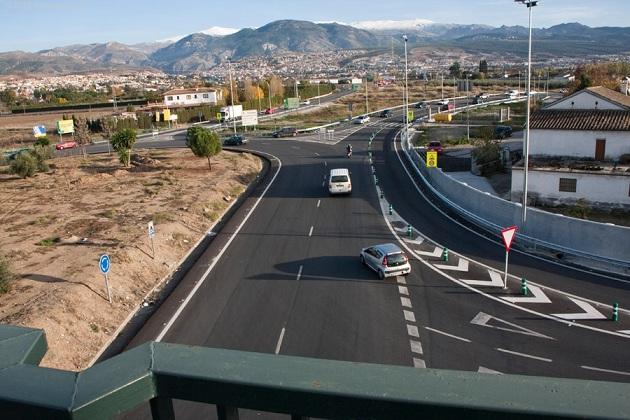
[{"xmin": 1, "ymin": 20, "xmax": 629, "ymax": 75}]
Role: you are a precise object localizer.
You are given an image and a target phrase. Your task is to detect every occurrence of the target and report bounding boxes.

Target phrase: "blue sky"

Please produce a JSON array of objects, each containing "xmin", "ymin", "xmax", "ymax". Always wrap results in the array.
[{"xmin": 1, "ymin": 0, "xmax": 629, "ymax": 52}]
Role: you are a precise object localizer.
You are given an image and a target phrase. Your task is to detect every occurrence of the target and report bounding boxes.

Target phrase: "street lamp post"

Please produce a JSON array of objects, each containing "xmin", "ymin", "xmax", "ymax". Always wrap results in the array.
[
  {"xmin": 227, "ymin": 57, "xmax": 237, "ymax": 134},
  {"xmin": 466, "ymin": 73, "xmax": 470, "ymax": 141},
  {"xmin": 265, "ymin": 80, "xmax": 272, "ymax": 112},
  {"xmin": 515, "ymin": 0, "xmax": 538, "ymax": 225},
  {"xmin": 403, "ymin": 35, "xmax": 409, "ymax": 147}
]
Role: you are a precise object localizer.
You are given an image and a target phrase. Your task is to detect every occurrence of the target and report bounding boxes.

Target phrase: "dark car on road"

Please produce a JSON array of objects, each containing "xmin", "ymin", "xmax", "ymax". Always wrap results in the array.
[
  {"xmin": 494, "ymin": 125, "xmax": 513, "ymax": 139},
  {"xmin": 272, "ymin": 127, "xmax": 298, "ymax": 138},
  {"xmin": 379, "ymin": 109, "xmax": 393, "ymax": 118},
  {"xmin": 426, "ymin": 141, "xmax": 444, "ymax": 154},
  {"xmin": 223, "ymin": 134, "xmax": 247, "ymax": 146},
  {"xmin": 414, "ymin": 101, "xmax": 428, "ymax": 109}
]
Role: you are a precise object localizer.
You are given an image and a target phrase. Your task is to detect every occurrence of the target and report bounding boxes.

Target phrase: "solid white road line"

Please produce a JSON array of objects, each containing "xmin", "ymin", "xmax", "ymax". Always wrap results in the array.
[
  {"xmin": 410, "ymin": 340, "xmax": 423, "ymax": 354},
  {"xmin": 308, "ymin": 226, "xmax": 314, "ymax": 237},
  {"xmin": 316, "ymin": 199, "xmax": 321, "ymax": 208},
  {"xmin": 434, "ymin": 258, "xmax": 469, "ymax": 272},
  {"xmin": 275, "ymin": 327, "xmax": 286, "ymax": 354},
  {"xmin": 581, "ymin": 365, "xmax": 630, "ymax": 377},
  {"xmin": 500, "ymin": 284, "xmax": 551, "ymax": 304},
  {"xmin": 425, "ymin": 326, "xmax": 471, "ymax": 343},
  {"xmin": 296, "ymin": 265, "xmax": 303, "ymax": 281},
  {"xmin": 398, "ymin": 285, "xmax": 409, "ymax": 296},
  {"xmin": 407, "ymin": 324, "xmax": 420, "ymax": 338},
  {"xmin": 470, "ymin": 312, "xmax": 554, "ymax": 340},
  {"xmin": 400, "ymin": 296, "xmax": 412, "ymax": 308},
  {"xmin": 496, "ymin": 348, "xmax": 552, "ymax": 363},
  {"xmin": 552, "ymin": 298, "xmax": 607, "ymax": 320},
  {"xmin": 156, "ymin": 152, "xmax": 282, "ymax": 342},
  {"xmin": 413, "ymin": 358, "xmax": 426, "ymax": 368},
  {"xmin": 403, "ymin": 310, "xmax": 416, "ymax": 323},
  {"xmin": 462, "ymin": 270, "xmax": 505, "ymax": 287},
  {"xmin": 478, "ymin": 366, "xmax": 503, "ymax": 374}
]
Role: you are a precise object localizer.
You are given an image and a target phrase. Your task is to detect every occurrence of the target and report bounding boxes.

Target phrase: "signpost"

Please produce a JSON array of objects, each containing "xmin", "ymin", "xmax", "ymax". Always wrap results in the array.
[
  {"xmin": 32, "ymin": 125, "xmax": 46, "ymax": 138},
  {"xmin": 99, "ymin": 254, "xmax": 112, "ymax": 303},
  {"xmin": 426, "ymin": 151, "xmax": 438, "ymax": 168},
  {"xmin": 147, "ymin": 221, "xmax": 156, "ymax": 259},
  {"xmin": 241, "ymin": 109, "xmax": 258, "ymax": 127},
  {"xmin": 500, "ymin": 226, "xmax": 518, "ymax": 289}
]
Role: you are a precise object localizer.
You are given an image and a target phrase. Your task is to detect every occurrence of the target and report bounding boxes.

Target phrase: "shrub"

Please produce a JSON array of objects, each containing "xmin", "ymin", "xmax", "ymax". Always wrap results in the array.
[
  {"xmin": 111, "ymin": 128, "xmax": 137, "ymax": 167},
  {"xmin": 619, "ymin": 154, "xmax": 630, "ymax": 165},
  {"xmin": 186, "ymin": 126, "xmax": 221, "ymax": 170},
  {"xmin": 34, "ymin": 136, "xmax": 50, "ymax": 147},
  {"xmin": 0, "ymin": 252, "xmax": 13, "ymax": 294},
  {"xmin": 9, "ymin": 152, "xmax": 37, "ymax": 178},
  {"xmin": 32, "ymin": 145, "xmax": 52, "ymax": 172}
]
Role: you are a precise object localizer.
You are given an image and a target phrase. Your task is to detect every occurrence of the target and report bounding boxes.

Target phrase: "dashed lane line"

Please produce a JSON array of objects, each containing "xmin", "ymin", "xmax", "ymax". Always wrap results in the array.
[
  {"xmin": 410, "ymin": 340, "xmax": 423, "ymax": 355},
  {"xmin": 581, "ymin": 366, "xmax": 630, "ymax": 377},
  {"xmin": 308, "ymin": 226, "xmax": 314, "ymax": 237},
  {"xmin": 413, "ymin": 358, "xmax": 426, "ymax": 368},
  {"xmin": 316, "ymin": 199, "xmax": 321, "ymax": 208},
  {"xmin": 397, "ymin": 277, "xmax": 407, "ymax": 285},
  {"xmin": 296, "ymin": 264, "xmax": 303, "ymax": 281},
  {"xmin": 274, "ymin": 327, "xmax": 286, "ymax": 355},
  {"xmin": 496, "ymin": 348, "xmax": 552, "ymax": 363},
  {"xmin": 398, "ymin": 285, "xmax": 409, "ymax": 296},
  {"xmin": 425, "ymin": 326, "xmax": 471, "ymax": 343},
  {"xmin": 407, "ymin": 324, "xmax": 420, "ymax": 338},
  {"xmin": 403, "ymin": 310, "xmax": 416, "ymax": 323},
  {"xmin": 400, "ymin": 296, "xmax": 412, "ymax": 308}
]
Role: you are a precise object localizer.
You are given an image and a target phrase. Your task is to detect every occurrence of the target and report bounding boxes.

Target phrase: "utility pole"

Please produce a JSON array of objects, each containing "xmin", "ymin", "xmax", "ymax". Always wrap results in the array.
[
  {"xmin": 403, "ymin": 35, "xmax": 409, "ymax": 146},
  {"xmin": 317, "ymin": 82, "xmax": 321, "ymax": 105},
  {"xmin": 266, "ymin": 80, "xmax": 272, "ymax": 111},
  {"xmin": 441, "ymin": 73, "xmax": 444, "ymax": 100},
  {"xmin": 365, "ymin": 78, "xmax": 369, "ymax": 114},
  {"xmin": 466, "ymin": 73, "xmax": 470, "ymax": 141},
  {"xmin": 227, "ymin": 57, "xmax": 237, "ymax": 134},
  {"xmin": 294, "ymin": 80, "xmax": 298, "ymax": 99}
]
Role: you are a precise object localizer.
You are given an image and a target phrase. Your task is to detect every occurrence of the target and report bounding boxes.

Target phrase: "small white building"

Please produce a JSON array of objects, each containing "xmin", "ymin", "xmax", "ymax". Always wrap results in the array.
[
  {"xmin": 512, "ymin": 86, "xmax": 630, "ymax": 209},
  {"xmin": 163, "ymin": 88, "xmax": 223, "ymax": 107}
]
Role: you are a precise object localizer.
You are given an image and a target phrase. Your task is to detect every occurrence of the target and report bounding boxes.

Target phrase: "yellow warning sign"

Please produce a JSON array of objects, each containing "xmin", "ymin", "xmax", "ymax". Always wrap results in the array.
[{"xmin": 426, "ymin": 151, "xmax": 438, "ymax": 168}]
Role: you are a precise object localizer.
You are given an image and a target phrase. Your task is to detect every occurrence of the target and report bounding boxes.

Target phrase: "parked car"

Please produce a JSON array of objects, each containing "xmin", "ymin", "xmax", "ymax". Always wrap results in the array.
[
  {"xmin": 223, "ymin": 134, "xmax": 247, "ymax": 146},
  {"xmin": 55, "ymin": 140, "xmax": 77, "ymax": 150},
  {"xmin": 379, "ymin": 109, "xmax": 393, "ymax": 118},
  {"xmin": 265, "ymin": 107, "xmax": 278, "ymax": 115},
  {"xmin": 414, "ymin": 101, "xmax": 428, "ymax": 109},
  {"xmin": 272, "ymin": 127, "xmax": 298, "ymax": 138},
  {"xmin": 354, "ymin": 115, "xmax": 370, "ymax": 124},
  {"xmin": 426, "ymin": 141, "xmax": 444, "ymax": 154},
  {"xmin": 301, "ymin": 99, "xmax": 311, "ymax": 106},
  {"xmin": 328, "ymin": 168, "xmax": 352, "ymax": 195},
  {"xmin": 437, "ymin": 99, "xmax": 450, "ymax": 106},
  {"xmin": 494, "ymin": 125, "xmax": 513, "ymax": 139},
  {"xmin": 360, "ymin": 243, "xmax": 411, "ymax": 279}
]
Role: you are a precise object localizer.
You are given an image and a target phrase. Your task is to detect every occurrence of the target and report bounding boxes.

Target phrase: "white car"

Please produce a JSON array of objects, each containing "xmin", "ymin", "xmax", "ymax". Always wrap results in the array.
[
  {"xmin": 301, "ymin": 99, "xmax": 311, "ymax": 105},
  {"xmin": 360, "ymin": 243, "xmax": 411, "ymax": 279},
  {"xmin": 328, "ymin": 168, "xmax": 352, "ymax": 195},
  {"xmin": 437, "ymin": 99, "xmax": 450, "ymax": 106},
  {"xmin": 354, "ymin": 115, "xmax": 370, "ymax": 124}
]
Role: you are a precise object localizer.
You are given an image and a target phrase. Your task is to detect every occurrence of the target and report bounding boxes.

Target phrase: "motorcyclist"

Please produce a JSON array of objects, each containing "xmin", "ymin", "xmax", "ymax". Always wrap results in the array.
[{"xmin": 346, "ymin": 144, "xmax": 353, "ymax": 157}]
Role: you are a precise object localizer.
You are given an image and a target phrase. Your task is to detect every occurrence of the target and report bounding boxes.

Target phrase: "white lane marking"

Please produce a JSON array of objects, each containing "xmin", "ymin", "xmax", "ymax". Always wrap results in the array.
[
  {"xmin": 394, "ymin": 226, "xmax": 407, "ymax": 233},
  {"xmin": 500, "ymin": 284, "xmax": 551, "ymax": 304},
  {"xmin": 425, "ymin": 326, "xmax": 471, "ymax": 343},
  {"xmin": 275, "ymin": 327, "xmax": 286, "ymax": 354},
  {"xmin": 552, "ymin": 298, "xmax": 607, "ymax": 320},
  {"xmin": 478, "ymin": 366, "xmax": 503, "ymax": 374},
  {"xmin": 470, "ymin": 312, "xmax": 554, "ymax": 340},
  {"xmin": 296, "ymin": 265, "xmax": 303, "ymax": 281},
  {"xmin": 403, "ymin": 310, "xmax": 416, "ymax": 323},
  {"xmin": 581, "ymin": 366, "xmax": 630, "ymax": 377},
  {"xmin": 321, "ymin": 180, "xmax": 325, "ymax": 187},
  {"xmin": 416, "ymin": 247, "xmax": 443, "ymax": 258},
  {"xmin": 397, "ymin": 277, "xmax": 407, "ymax": 285},
  {"xmin": 413, "ymin": 358, "xmax": 426, "ymax": 368},
  {"xmin": 462, "ymin": 270, "xmax": 505, "ymax": 287},
  {"xmin": 156, "ymin": 151, "xmax": 282, "ymax": 342},
  {"xmin": 308, "ymin": 226, "xmax": 314, "ymax": 237},
  {"xmin": 400, "ymin": 296, "xmax": 412, "ymax": 308},
  {"xmin": 618, "ymin": 330, "xmax": 630, "ymax": 335},
  {"xmin": 314, "ymin": 152, "xmax": 320, "ymax": 156},
  {"xmin": 434, "ymin": 258, "xmax": 469, "ymax": 272},
  {"xmin": 316, "ymin": 199, "xmax": 321, "ymax": 208},
  {"xmin": 407, "ymin": 324, "xmax": 420, "ymax": 338},
  {"xmin": 496, "ymin": 348, "xmax": 552, "ymax": 363},
  {"xmin": 410, "ymin": 340, "xmax": 423, "ymax": 354},
  {"xmin": 403, "ymin": 236, "xmax": 425, "ymax": 245},
  {"xmin": 324, "ymin": 161, "xmax": 327, "ymax": 167},
  {"xmin": 398, "ymin": 285, "xmax": 409, "ymax": 296}
]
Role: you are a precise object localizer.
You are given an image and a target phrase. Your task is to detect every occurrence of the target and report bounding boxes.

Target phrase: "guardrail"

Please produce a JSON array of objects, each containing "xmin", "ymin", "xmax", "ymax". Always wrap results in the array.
[{"xmin": 2, "ymin": 324, "xmax": 630, "ymax": 419}]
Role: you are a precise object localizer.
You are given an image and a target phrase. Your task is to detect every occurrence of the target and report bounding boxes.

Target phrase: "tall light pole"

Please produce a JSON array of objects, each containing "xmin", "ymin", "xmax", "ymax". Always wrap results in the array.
[
  {"xmin": 515, "ymin": 0, "xmax": 538, "ymax": 225},
  {"xmin": 403, "ymin": 34, "xmax": 409, "ymax": 147},
  {"xmin": 226, "ymin": 57, "xmax": 237, "ymax": 134},
  {"xmin": 365, "ymin": 78, "xmax": 369, "ymax": 114},
  {"xmin": 265, "ymin": 80, "xmax": 272, "ymax": 112},
  {"xmin": 466, "ymin": 73, "xmax": 470, "ymax": 141}
]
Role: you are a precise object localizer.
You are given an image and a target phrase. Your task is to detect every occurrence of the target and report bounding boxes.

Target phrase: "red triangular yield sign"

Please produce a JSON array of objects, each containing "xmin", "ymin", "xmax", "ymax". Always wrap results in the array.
[{"xmin": 501, "ymin": 226, "xmax": 518, "ymax": 251}]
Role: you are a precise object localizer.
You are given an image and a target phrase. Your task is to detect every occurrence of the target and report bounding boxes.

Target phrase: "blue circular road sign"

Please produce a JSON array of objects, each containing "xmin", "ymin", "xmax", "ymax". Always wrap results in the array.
[{"xmin": 99, "ymin": 254, "xmax": 110, "ymax": 274}]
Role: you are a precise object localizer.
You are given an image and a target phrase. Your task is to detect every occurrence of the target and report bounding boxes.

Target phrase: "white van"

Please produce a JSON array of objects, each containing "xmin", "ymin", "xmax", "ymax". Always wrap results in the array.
[{"xmin": 328, "ymin": 168, "xmax": 352, "ymax": 195}]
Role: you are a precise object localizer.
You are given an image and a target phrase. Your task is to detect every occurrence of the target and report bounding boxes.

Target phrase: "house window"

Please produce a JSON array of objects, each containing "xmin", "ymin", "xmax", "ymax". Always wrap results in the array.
[
  {"xmin": 203, "ymin": 94, "xmax": 209, "ymax": 98},
  {"xmin": 186, "ymin": 95, "xmax": 191, "ymax": 100},
  {"xmin": 194, "ymin": 95, "xmax": 197, "ymax": 99},
  {"xmin": 559, "ymin": 178, "xmax": 577, "ymax": 193},
  {"xmin": 167, "ymin": 96, "xmax": 173, "ymax": 101},
  {"xmin": 176, "ymin": 96, "xmax": 180, "ymax": 100}
]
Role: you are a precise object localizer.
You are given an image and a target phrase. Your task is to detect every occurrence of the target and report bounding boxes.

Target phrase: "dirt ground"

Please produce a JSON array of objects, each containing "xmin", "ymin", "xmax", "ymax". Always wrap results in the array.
[{"xmin": 0, "ymin": 148, "xmax": 262, "ymax": 370}]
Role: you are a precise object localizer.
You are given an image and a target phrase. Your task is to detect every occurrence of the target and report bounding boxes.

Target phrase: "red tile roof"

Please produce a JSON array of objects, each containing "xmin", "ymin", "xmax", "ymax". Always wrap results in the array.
[{"xmin": 531, "ymin": 109, "xmax": 630, "ymax": 131}]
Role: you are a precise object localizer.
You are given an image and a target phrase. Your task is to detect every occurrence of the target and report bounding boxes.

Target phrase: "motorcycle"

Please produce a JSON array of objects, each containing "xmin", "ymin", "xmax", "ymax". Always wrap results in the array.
[{"xmin": 346, "ymin": 150, "xmax": 352, "ymax": 158}]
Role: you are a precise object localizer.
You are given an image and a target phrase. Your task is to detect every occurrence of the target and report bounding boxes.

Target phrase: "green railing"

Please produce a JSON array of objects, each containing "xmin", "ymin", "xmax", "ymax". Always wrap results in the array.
[{"xmin": 1, "ymin": 324, "xmax": 629, "ymax": 419}]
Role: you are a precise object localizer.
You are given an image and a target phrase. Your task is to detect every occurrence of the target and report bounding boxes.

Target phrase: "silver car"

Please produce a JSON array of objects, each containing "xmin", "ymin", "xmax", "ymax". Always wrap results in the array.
[{"xmin": 360, "ymin": 243, "xmax": 411, "ymax": 279}]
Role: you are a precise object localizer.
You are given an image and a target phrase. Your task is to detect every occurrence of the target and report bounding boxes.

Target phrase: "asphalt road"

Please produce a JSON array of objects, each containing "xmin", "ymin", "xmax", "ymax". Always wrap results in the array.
[{"xmin": 104, "ymin": 98, "xmax": 630, "ymax": 419}]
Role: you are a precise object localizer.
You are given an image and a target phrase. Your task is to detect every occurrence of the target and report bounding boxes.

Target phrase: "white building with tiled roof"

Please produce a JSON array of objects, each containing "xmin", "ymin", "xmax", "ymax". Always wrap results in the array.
[
  {"xmin": 511, "ymin": 86, "xmax": 630, "ymax": 209},
  {"xmin": 163, "ymin": 88, "xmax": 223, "ymax": 107}
]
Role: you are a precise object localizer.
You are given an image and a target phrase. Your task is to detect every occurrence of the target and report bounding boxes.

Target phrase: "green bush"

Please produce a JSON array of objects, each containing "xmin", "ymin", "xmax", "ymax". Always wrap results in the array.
[
  {"xmin": 186, "ymin": 126, "xmax": 221, "ymax": 170},
  {"xmin": 34, "ymin": 136, "xmax": 51, "ymax": 147},
  {"xmin": 111, "ymin": 128, "xmax": 137, "ymax": 167},
  {"xmin": 32, "ymin": 145, "xmax": 52, "ymax": 172},
  {"xmin": 0, "ymin": 252, "xmax": 13, "ymax": 294},
  {"xmin": 9, "ymin": 152, "xmax": 37, "ymax": 178}
]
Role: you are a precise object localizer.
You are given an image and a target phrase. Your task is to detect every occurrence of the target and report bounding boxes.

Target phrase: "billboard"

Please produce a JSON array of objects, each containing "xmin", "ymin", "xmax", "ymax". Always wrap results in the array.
[
  {"xmin": 163, "ymin": 109, "xmax": 171, "ymax": 121},
  {"xmin": 32, "ymin": 125, "xmax": 46, "ymax": 138},
  {"xmin": 56, "ymin": 120, "xmax": 74, "ymax": 134},
  {"xmin": 241, "ymin": 109, "xmax": 258, "ymax": 127}
]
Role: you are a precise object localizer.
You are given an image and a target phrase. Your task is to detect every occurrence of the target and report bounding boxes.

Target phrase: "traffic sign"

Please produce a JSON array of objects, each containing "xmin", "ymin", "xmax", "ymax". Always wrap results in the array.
[
  {"xmin": 99, "ymin": 254, "xmax": 110, "ymax": 274},
  {"xmin": 407, "ymin": 110, "xmax": 414, "ymax": 122},
  {"xmin": 501, "ymin": 226, "xmax": 518, "ymax": 252},
  {"xmin": 147, "ymin": 221, "xmax": 156, "ymax": 238},
  {"xmin": 426, "ymin": 151, "xmax": 438, "ymax": 168}
]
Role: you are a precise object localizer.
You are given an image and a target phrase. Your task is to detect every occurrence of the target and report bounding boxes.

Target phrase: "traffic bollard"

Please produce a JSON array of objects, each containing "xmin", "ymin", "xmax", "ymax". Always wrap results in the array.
[
  {"xmin": 389, "ymin": 204, "xmax": 393, "ymax": 215},
  {"xmin": 521, "ymin": 278, "xmax": 528, "ymax": 296},
  {"xmin": 407, "ymin": 224, "xmax": 413, "ymax": 238},
  {"xmin": 612, "ymin": 303, "xmax": 619, "ymax": 322},
  {"xmin": 380, "ymin": 189, "xmax": 384, "ymax": 199},
  {"xmin": 375, "ymin": 176, "xmax": 378, "ymax": 185},
  {"xmin": 442, "ymin": 248, "xmax": 449, "ymax": 262},
  {"xmin": 372, "ymin": 166, "xmax": 376, "ymax": 174}
]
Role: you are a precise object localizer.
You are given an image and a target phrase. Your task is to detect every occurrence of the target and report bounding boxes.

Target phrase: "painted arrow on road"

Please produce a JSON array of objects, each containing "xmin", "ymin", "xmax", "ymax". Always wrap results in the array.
[
  {"xmin": 461, "ymin": 270, "xmax": 504, "ymax": 287},
  {"xmin": 403, "ymin": 236, "xmax": 425, "ymax": 245},
  {"xmin": 551, "ymin": 298, "xmax": 607, "ymax": 320},
  {"xmin": 416, "ymin": 246, "xmax": 443, "ymax": 258},
  {"xmin": 471, "ymin": 312, "xmax": 554, "ymax": 340},
  {"xmin": 434, "ymin": 258, "xmax": 469, "ymax": 272},
  {"xmin": 500, "ymin": 284, "xmax": 551, "ymax": 304}
]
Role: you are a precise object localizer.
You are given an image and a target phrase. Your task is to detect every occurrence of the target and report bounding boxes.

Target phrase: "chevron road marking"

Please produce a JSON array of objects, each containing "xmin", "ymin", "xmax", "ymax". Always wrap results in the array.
[
  {"xmin": 461, "ymin": 270, "xmax": 504, "ymax": 287},
  {"xmin": 552, "ymin": 298, "xmax": 607, "ymax": 320},
  {"xmin": 434, "ymin": 258, "xmax": 469, "ymax": 272},
  {"xmin": 403, "ymin": 236, "xmax": 425, "ymax": 245},
  {"xmin": 470, "ymin": 312, "xmax": 554, "ymax": 340},
  {"xmin": 478, "ymin": 366, "xmax": 503, "ymax": 374},
  {"xmin": 500, "ymin": 284, "xmax": 551, "ymax": 304},
  {"xmin": 394, "ymin": 226, "xmax": 408, "ymax": 233},
  {"xmin": 416, "ymin": 246, "xmax": 443, "ymax": 258},
  {"xmin": 618, "ymin": 330, "xmax": 630, "ymax": 336}
]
